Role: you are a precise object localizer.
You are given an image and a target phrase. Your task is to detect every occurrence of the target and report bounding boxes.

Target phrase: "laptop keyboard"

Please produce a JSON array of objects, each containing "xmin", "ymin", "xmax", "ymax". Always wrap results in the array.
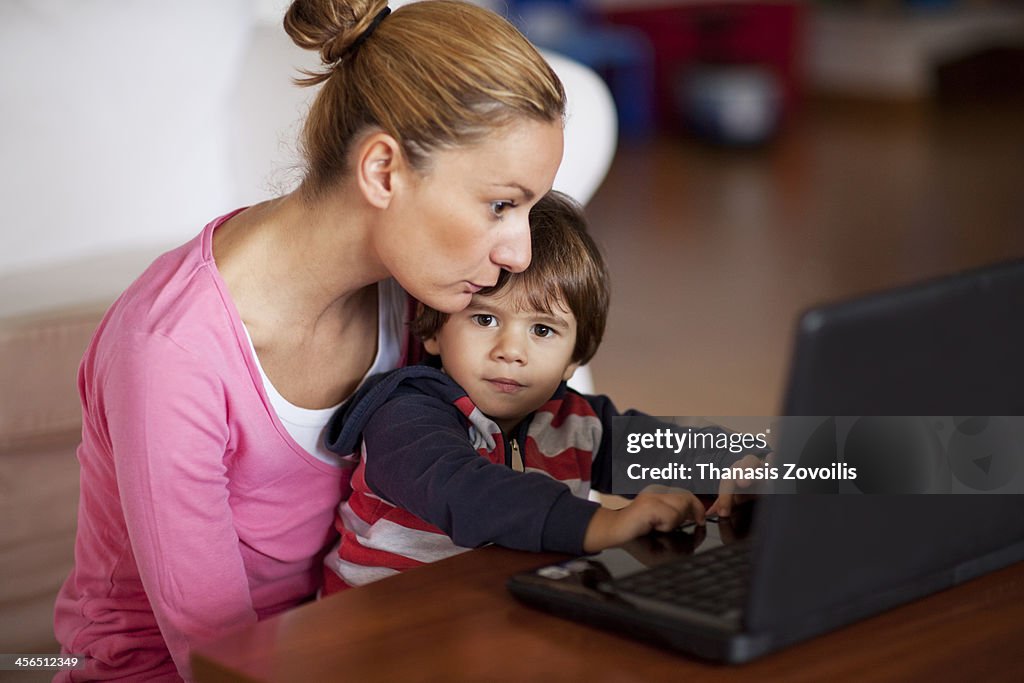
[{"xmin": 603, "ymin": 541, "xmax": 751, "ymax": 623}]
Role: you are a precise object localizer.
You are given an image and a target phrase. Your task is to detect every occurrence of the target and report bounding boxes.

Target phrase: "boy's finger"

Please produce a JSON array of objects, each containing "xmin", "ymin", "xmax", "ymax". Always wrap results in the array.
[
  {"xmin": 708, "ymin": 493, "xmax": 731, "ymax": 518},
  {"xmin": 648, "ymin": 501, "xmax": 679, "ymax": 532},
  {"xmin": 650, "ymin": 496, "xmax": 701, "ymax": 530},
  {"xmin": 715, "ymin": 478, "xmax": 737, "ymax": 516},
  {"xmin": 664, "ymin": 492, "xmax": 704, "ymax": 517},
  {"xmin": 665, "ymin": 494, "xmax": 706, "ymax": 526}
]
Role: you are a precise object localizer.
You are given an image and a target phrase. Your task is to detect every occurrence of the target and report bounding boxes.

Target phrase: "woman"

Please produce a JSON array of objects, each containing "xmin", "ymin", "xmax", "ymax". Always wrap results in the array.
[{"xmin": 54, "ymin": 1, "xmax": 565, "ymax": 680}]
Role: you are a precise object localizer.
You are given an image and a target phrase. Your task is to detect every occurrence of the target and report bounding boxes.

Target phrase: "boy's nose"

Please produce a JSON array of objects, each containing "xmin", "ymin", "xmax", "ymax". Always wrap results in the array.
[{"xmin": 492, "ymin": 331, "xmax": 527, "ymax": 365}]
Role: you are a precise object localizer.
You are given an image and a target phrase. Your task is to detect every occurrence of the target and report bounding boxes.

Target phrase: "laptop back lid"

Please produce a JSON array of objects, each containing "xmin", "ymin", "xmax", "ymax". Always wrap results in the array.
[
  {"xmin": 782, "ymin": 258, "xmax": 1024, "ymax": 416},
  {"xmin": 745, "ymin": 259, "xmax": 1024, "ymax": 637}
]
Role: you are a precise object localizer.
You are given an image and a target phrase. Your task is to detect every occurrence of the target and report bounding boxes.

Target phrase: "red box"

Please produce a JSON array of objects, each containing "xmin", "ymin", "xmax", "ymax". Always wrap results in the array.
[{"xmin": 602, "ymin": 2, "xmax": 805, "ymax": 132}]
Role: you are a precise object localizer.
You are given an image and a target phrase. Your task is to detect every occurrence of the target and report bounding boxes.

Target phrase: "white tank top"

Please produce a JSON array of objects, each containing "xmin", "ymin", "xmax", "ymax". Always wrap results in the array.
[{"xmin": 244, "ymin": 279, "xmax": 406, "ymax": 465}]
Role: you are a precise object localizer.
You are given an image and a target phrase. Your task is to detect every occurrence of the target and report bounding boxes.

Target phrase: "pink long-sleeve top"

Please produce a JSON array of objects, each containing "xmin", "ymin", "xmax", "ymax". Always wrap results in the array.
[{"xmin": 54, "ymin": 210, "xmax": 402, "ymax": 681}]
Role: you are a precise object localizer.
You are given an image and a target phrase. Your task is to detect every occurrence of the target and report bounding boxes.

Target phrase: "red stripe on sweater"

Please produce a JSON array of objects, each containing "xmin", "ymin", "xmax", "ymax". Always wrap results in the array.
[
  {"xmin": 323, "ymin": 568, "xmax": 352, "ymax": 595},
  {"xmin": 539, "ymin": 394, "xmax": 595, "ymax": 429},
  {"xmin": 453, "ymin": 395, "xmax": 476, "ymax": 419},
  {"xmin": 347, "ymin": 486, "xmax": 389, "ymax": 527},
  {"xmin": 348, "ymin": 475, "xmax": 448, "ymax": 535}
]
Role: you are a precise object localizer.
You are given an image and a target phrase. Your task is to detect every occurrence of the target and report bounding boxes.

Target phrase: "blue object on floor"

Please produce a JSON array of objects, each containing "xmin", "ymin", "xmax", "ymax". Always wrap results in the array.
[{"xmin": 505, "ymin": 0, "xmax": 656, "ymax": 138}]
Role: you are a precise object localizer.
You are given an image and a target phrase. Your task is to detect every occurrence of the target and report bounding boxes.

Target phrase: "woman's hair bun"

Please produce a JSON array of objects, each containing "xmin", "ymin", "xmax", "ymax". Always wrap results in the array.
[
  {"xmin": 285, "ymin": 0, "xmax": 566, "ymax": 197},
  {"xmin": 284, "ymin": 0, "xmax": 386, "ymax": 67}
]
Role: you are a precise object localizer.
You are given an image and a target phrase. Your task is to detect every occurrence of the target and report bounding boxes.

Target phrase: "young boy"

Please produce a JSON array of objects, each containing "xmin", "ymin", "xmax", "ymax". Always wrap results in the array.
[{"xmin": 322, "ymin": 191, "xmax": 761, "ymax": 593}]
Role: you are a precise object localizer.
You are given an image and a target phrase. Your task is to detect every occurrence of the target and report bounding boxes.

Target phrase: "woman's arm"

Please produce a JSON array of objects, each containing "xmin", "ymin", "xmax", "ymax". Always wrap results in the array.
[{"xmin": 104, "ymin": 332, "xmax": 257, "ymax": 679}]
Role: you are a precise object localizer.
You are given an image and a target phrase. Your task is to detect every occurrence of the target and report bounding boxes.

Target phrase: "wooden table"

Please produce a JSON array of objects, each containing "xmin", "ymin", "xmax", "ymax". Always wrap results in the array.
[{"xmin": 192, "ymin": 546, "xmax": 1024, "ymax": 682}]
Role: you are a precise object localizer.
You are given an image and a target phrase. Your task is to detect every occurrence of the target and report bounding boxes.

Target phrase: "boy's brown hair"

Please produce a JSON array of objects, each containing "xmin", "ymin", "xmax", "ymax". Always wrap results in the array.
[{"xmin": 412, "ymin": 190, "xmax": 610, "ymax": 365}]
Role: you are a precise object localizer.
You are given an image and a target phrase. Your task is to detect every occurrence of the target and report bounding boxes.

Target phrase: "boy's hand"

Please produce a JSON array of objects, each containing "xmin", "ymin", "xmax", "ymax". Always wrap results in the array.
[
  {"xmin": 707, "ymin": 453, "xmax": 762, "ymax": 517},
  {"xmin": 583, "ymin": 485, "xmax": 705, "ymax": 553}
]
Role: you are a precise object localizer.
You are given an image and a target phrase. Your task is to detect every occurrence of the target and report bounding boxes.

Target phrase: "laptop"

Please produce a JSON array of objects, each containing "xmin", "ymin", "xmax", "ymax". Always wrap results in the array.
[{"xmin": 507, "ymin": 258, "xmax": 1024, "ymax": 663}]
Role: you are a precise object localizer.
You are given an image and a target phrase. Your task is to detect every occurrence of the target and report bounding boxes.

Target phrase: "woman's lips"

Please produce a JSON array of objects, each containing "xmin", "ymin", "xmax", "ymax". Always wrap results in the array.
[
  {"xmin": 466, "ymin": 276, "xmax": 499, "ymax": 293},
  {"xmin": 486, "ymin": 378, "xmax": 524, "ymax": 393}
]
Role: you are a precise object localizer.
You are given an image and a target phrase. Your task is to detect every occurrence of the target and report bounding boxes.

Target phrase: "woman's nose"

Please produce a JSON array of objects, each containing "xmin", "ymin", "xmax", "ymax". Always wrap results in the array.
[{"xmin": 490, "ymin": 216, "xmax": 531, "ymax": 273}]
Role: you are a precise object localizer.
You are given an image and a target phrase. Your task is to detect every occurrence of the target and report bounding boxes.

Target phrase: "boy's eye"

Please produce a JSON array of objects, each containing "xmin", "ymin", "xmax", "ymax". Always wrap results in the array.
[
  {"xmin": 490, "ymin": 200, "xmax": 516, "ymax": 218},
  {"xmin": 532, "ymin": 324, "xmax": 554, "ymax": 338},
  {"xmin": 472, "ymin": 314, "xmax": 497, "ymax": 327}
]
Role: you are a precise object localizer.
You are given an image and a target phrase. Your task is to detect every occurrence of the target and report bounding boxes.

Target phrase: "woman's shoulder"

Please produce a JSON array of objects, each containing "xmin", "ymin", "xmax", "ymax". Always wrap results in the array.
[{"xmin": 91, "ymin": 212, "xmax": 250, "ymax": 365}]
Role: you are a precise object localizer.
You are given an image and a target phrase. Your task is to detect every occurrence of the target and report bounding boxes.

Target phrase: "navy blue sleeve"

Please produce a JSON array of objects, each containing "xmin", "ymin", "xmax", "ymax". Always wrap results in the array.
[
  {"xmin": 579, "ymin": 392, "xmax": 770, "ymax": 494},
  {"xmin": 360, "ymin": 393, "xmax": 599, "ymax": 555}
]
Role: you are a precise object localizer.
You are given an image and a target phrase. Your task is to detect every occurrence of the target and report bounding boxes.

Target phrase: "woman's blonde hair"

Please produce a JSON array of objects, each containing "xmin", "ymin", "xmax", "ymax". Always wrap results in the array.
[{"xmin": 283, "ymin": 0, "xmax": 566, "ymax": 197}]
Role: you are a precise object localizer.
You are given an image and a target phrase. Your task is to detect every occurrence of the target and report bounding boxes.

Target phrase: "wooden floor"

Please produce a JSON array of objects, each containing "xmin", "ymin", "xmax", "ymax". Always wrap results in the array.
[{"xmin": 584, "ymin": 96, "xmax": 1024, "ymax": 416}]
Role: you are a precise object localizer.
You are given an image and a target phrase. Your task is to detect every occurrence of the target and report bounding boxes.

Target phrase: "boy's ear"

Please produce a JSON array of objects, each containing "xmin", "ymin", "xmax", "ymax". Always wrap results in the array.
[
  {"xmin": 356, "ymin": 132, "xmax": 405, "ymax": 209},
  {"xmin": 423, "ymin": 336, "xmax": 441, "ymax": 357},
  {"xmin": 562, "ymin": 361, "xmax": 581, "ymax": 382}
]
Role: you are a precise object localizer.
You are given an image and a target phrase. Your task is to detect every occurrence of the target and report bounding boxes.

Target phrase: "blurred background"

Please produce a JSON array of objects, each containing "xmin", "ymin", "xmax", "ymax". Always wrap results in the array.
[
  {"xmin": 1, "ymin": 0, "xmax": 1023, "ymax": 666},
  {"xmin": 497, "ymin": 0, "xmax": 1024, "ymax": 415}
]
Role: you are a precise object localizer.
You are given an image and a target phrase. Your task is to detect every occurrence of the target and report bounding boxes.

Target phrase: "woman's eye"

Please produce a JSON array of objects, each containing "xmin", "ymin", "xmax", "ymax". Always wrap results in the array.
[
  {"xmin": 532, "ymin": 324, "xmax": 553, "ymax": 338},
  {"xmin": 472, "ymin": 314, "xmax": 496, "ymax": 327},
  {"xmin": 490, "ymin": 201, "xmax": 515, "ymax": 218}
]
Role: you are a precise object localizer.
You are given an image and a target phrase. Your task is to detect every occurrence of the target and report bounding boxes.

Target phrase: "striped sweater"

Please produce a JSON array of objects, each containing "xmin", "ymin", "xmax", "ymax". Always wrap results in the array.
[{"xmin": 321, "ymin": 365, "xmax": 750, "ymax": 593}]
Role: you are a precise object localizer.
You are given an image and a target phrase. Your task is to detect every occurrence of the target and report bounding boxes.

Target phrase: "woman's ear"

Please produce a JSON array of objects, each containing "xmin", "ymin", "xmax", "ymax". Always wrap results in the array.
[{"xmin": 356, "ymin": 132, "xmax": 404, "ymax": 209}]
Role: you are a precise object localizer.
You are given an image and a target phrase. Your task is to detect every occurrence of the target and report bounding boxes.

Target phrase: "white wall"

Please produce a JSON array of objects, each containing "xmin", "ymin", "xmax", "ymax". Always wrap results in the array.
[
  {"xmin": 0, "ymin": 1, "xmax": 614, "ymax": 317},
  {"xmin": 0, "ymin": 1, "xmax": 253, "ymax": 275}
]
